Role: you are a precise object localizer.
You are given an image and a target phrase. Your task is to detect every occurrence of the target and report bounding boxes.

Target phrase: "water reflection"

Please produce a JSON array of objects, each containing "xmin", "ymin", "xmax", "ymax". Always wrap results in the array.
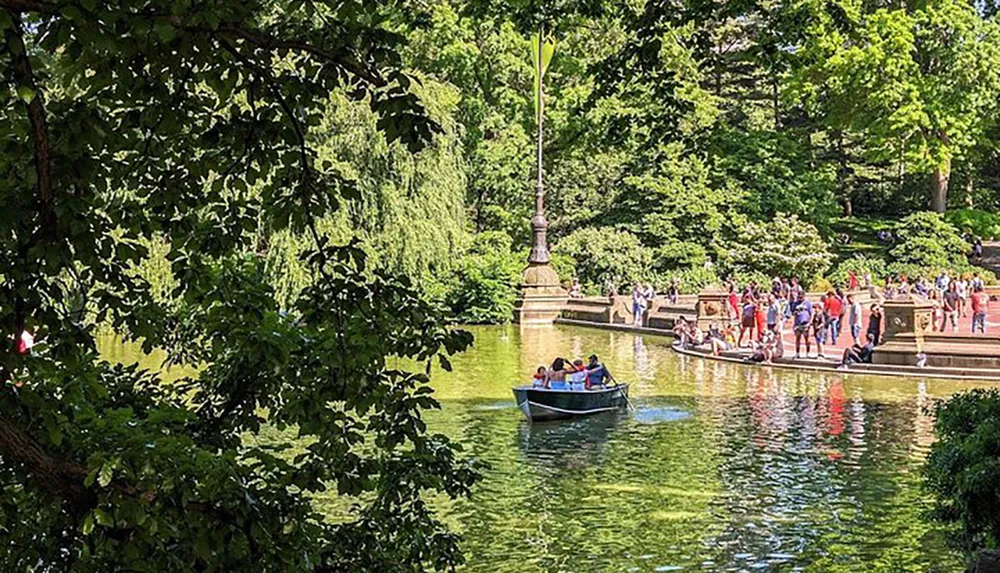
[
  {"xmin": 423, "ymin": 325, "xmax": 996, "ymax": 572},
  {"xmin": 97, "ymin": 326, "xmax": 995, "ymax": 572},
  {"xmin": 517, "ymin": 412, "xmax": 623, "ymax": 472}
]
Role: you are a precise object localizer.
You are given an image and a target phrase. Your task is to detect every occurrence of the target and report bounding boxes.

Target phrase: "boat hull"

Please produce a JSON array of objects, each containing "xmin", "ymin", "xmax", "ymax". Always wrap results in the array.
[{"xmin": 512, "ymin": 384, "xmax": 630, "ymax": 422}]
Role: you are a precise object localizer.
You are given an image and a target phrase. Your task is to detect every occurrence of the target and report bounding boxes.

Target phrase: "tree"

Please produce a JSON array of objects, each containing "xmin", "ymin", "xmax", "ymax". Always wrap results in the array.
[
  {"xmin": 0, "ymin": 1, "xmax": 480, "ymax": 570},
  {"xmin": 792, "ymin": 0, "xmax": 1000, "ymax": 212},
  {"xmin": 925, "ymin": 389, "xmax": 1000, "ymax": 560}
]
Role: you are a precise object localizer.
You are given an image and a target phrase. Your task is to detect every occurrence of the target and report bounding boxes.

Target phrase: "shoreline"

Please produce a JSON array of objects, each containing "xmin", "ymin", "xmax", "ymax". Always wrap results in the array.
[{"xmin": 554, "ymin": 317, "xmax": 1000, "ymax": 381}]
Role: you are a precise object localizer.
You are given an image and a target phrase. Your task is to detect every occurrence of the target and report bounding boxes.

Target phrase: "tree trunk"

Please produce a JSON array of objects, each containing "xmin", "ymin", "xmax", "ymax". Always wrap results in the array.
[
  {"xmin": 965, "ymin": 171, "xmax": 974, "ymax": 208},
  {"xmin": 836, "ymin": 131, "xmax": 851, "ymax": 217},
  {"xmin": 771, "ymin": 78, "xmax": 779, "ymax": 128},
  {"xmin": 931, "ymin": 163, "xmax": 949, "ymax": 213}
]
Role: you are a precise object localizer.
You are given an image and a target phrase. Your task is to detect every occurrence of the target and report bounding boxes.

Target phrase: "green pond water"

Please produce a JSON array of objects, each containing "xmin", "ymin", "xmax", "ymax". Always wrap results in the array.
[{"xmin": 101, "ymin": 325, "xmax": 1000, "ymax": 572}]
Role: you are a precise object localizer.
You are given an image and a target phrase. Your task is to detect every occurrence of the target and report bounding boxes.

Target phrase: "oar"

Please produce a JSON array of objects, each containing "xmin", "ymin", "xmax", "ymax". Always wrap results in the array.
[{"xmin": 608, "ymin": 372, "xmax": 636, "ymax": 411}]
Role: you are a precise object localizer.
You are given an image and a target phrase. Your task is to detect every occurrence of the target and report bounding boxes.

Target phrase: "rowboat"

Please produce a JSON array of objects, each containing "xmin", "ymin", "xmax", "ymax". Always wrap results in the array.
[{"xmin": 511, "ymin": 384, "xmax": 631, "ymax": 422}]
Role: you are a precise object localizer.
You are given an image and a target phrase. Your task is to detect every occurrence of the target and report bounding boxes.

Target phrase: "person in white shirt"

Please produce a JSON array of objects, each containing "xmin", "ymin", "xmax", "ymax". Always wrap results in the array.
[
  {"xmin": 847, "ymin": 293, "xmax": 863, "ymax": 344},
  {"xmin": 971, "ymin": 273, "xmax": 984, "ymax": 292},
  {"xmin": 957, "ymin": 279, "xmax": 968, "ymax": 317}
]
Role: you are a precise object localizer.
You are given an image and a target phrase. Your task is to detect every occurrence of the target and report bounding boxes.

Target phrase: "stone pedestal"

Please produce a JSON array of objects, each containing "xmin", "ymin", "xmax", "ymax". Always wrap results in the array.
[
  {"xmin": 695, "ymin": 287, "xmax": 732, "ymax": 331},
  {"xmin": 881, "ymin": 294, "xmax": 935, "ymax": 339},
  {"xmin": 513, "ymin": 263, "xmax": 567, "ymax": 325},
  {"xmin": 872, "ymin": 294, "xmax": 935, "ymax": 366}
]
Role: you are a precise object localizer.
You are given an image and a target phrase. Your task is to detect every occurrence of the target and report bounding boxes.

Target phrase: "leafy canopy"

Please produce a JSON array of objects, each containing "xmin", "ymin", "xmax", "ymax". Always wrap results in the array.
[{"xmin": 0, "ymin": 1, "xmax": 479, "ymax": 570}]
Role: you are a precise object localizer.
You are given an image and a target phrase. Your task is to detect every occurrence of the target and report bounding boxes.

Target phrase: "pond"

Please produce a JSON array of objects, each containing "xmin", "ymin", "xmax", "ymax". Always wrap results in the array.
[
  {"xmin": 421, "ymin": 324, "xmax": 998, "ymax": 572},
  {"xmin": 100, "ymin": 324, "xmax": 996, "ymax": 572}
]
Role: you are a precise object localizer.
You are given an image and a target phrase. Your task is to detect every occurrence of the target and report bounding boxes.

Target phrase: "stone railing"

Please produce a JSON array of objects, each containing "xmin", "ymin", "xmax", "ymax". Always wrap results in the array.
[
  {"xmin": 559, "ymin": 295, "xmax": 696, "ymax": 329},
  {"xmin": 872, "ymin": 293, "xmax": 1000, "ymax": 368}
]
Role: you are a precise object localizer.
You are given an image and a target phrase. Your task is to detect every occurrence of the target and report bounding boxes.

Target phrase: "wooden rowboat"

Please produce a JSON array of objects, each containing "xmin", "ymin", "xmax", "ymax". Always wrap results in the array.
[{"xmin": 511, "ymin": 384, "xmax": 630, "ymax": 422}]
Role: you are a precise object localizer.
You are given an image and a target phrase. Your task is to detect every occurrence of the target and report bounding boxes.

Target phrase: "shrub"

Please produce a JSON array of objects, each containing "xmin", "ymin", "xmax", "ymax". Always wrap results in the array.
[
  {"xmin": 809, "ymin": 277, "xmax": 834, "ymax": 293},
  {"xmin": 445, "ymin": 231, "xmax": 522, "ymax": 324},
  {"xmin": 728, "ymin": 269, "xmax": 772, "ymax": 290},
  {"xmin": 547, "ymin": 251, "xmax": 578, "ymax": 287},
  {"xmin": 945, "ymin": 208, "xmax": 1000, "ymax": 240},
  {"xmin": 653, "ymin": 241, "xmax": 708, "ymax": 270},
  {"xmin": 827, "ymin": 254, "xmax": 888, "ymax": 288},
  {"xmin": 720, "ymin": 214, "xmax": 833, "ymax": 282},
  {"xmin": 656, "ymin": 265, "xmax": 720, "ymax": 295},
  {"xmin": 890, "ymin": 212, "xmax": 969, "ymax": 269},
  {"xmin": 555, "ymin": 227, "xmax": 655, "ymax": 293},
  {"xmin": 924, "ymin": 389, "xmax": 1000, "ymax": 558}
]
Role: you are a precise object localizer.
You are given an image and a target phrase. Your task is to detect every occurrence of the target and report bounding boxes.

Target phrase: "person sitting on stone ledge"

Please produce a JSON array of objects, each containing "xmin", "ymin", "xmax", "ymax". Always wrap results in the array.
[
  {"xmin": 838, "ymin": 333, "xmax": 876, "ymax": 370},
  {"xmin": 745, "ymin": 330, "xmax": 783, "ymax": 364},
  {"xmin": 704, "ymin": 322, "xmax": 732, "ymax": 356},
  {"xmin": 673, "ymin": 316, "xmax": 694, "ymax": 346},
  {"xmin": 568, "ymin": 278, "xmax": 583, "ymax": 299}
]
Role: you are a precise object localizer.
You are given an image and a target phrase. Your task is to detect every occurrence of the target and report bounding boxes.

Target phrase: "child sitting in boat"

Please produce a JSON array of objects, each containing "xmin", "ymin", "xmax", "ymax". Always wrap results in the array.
[
  {"xmin": 532, "ymin": 366, "xmax": 547, "ymax": 388},
  {"xmin": 568, "ymin": 359, "xmax": 588, "ymax": 390}
]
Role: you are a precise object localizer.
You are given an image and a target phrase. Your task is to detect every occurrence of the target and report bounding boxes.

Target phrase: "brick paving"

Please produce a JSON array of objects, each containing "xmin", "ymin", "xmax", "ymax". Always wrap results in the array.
[{"xmin": 753, "ymin": 300, "xmax": 1000, "ymax": 360}]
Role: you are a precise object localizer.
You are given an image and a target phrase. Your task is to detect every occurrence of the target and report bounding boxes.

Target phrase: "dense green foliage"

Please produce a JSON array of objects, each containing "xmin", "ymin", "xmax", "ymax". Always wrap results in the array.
[
  {"xmin": 556, "ymin": 228, "xmax": 653, "ymax": 293},
  {"xmin": 722, "ymin": 215, "xmax": 833, "ymax": 283},
  {"xmin": 925, "ymin": 389, "xmax": 1000, "ymax": 558},
  {"xmin": 946, "ymin": 208, "xmax": 1000, "ymax": 240},
  {"xmin": 891, "ymin": 213, "xmax": 971, "ymax": 271},
  {"xmin": 396, "ymin": 0, "xmax": 1000, "ymax": 310},
  {"xmin": 442, "ymin": 232, "xmax": 522, "ymax": 324},
  {"xmin": 3, "ymin": 0, "xmax": 1000, "ymax": 568},
  {"xmin": 0, "ymin": 1, "xmax": 480, "ymax": 571}
]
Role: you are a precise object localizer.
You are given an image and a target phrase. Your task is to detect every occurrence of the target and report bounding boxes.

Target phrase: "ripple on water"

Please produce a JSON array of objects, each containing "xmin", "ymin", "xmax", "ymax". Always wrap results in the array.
[
  {"xmin": 469, "ymin": 401, "xmax": 517, "ymax": 411},
  {"xmin": 632, "ymin": 405, "xmax": 692, "ymax": 424}
]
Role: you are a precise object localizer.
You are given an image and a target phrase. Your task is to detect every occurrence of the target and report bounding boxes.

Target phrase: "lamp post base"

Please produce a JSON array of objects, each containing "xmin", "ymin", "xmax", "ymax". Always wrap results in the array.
[{"xmin": 513, "ymin": 263, "xmax": 567, "ymax": 325}]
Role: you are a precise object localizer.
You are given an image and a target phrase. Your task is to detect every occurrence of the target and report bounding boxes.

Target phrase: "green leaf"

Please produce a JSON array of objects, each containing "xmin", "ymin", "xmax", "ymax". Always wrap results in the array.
[
  {"xmin": 97, "ymin": 463, "xmax": 113, "ymax": 487},
  {"xmin": 81, "ymin": 513, "xmax": 94, "ymax": 535},
  {"xmin": 94, "ymin": 508, "xmax": 113, "ymax": 527},
  {"xmin": 16, "ymin": 85, "xmax": 36, "ymax": 103},
  {"xmin": 154, "ymin": 22, "xmax": 177, "ymax": 42}
]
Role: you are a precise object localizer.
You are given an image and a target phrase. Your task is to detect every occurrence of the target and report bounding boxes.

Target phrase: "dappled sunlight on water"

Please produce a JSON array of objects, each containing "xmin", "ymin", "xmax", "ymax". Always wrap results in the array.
[
  {"xmin": 99, "ymin": 325, "xmax": 997, "ymax": 572},
  {"xmin": 423, "ymin": 325, "xmax": 999, "ymax": 572}
]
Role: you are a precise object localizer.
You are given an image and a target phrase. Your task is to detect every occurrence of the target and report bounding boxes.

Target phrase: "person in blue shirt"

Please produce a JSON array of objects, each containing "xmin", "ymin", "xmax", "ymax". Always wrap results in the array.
[
  {"xmin": 585, "ymin": 354, "xmax": 613, "ymax": 389},
  {"xmin": 789, "ymin": 291, "xmax": 814, "ymax": 359}
]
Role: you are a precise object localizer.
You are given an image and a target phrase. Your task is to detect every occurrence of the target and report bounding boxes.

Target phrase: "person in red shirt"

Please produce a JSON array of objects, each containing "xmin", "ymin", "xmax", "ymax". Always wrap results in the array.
[
  {"xmin": 824, "ymin": 291, "xmax": 843, "ymax": 346},
  {"xmin": 727, "ymin": 283, "xmax": 739, "ymax": 321},
  {"xmin": 848, "ymin": 271, "xmax": 859, "ymax": 290},
  {"xmin": 971, "ymin": 286, "xmax": 989, "ymax": 333},
  {"xmin": 755, "ymin": 300, "xmax": 767, "ymax": 341}
]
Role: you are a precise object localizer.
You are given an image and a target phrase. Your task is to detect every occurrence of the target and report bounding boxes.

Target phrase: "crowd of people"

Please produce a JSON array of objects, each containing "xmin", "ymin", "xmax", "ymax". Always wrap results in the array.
[
  {"xmin": 530, "ymin": 354, "xmax": 615, "ymax": 391},
  {"xmin": 881, "ymin": 271, "xmax": 991, "ymax": 333},
  {"xmin": 663, "ymin": 268, "xmax": 996, "ymax": 369},
  {"xmin": 670, "ymin": 276, "xmax": 892, "ymax": 368}
]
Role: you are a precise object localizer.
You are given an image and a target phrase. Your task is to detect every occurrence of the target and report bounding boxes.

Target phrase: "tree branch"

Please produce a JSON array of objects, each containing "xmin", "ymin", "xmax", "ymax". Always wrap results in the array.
[
  {"xmin": 211, "ymin": 23, "xmax": 385, "ymax": 87},
  {"xmin": 0, "ymin": 414, "xmax": 88, "ymax": 501},
  {"xmin": 4, "ymin": 10, "xmax": 56, "ymax": 234},
  {"xmin": 0, "ymin": 0, "xmax": 46, "ymax": 12}
]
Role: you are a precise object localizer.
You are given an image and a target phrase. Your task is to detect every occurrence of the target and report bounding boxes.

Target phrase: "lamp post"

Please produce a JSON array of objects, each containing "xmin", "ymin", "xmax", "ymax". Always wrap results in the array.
[
  {"xmin": 528, "ymin": 24, "xmax": 549, "ymax": 266},
  {"xmin": 514, "ymin": 25, "xmax": 566, "ymax": 324}
]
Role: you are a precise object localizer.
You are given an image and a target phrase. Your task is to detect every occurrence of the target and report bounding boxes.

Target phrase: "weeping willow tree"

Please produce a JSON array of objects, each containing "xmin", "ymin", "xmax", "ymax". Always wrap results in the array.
[{"xmin": 264, "ymin": 81, "xmax": 469, "ymax": 304}]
